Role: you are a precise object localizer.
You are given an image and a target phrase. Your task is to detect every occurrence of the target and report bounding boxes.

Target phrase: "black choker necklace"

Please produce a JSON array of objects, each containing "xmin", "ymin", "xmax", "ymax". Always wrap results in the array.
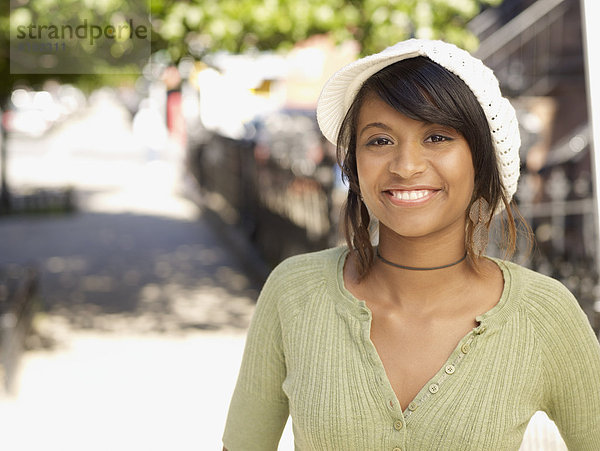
[{"xmin": 376, "ymin": 248, "xmax": 467, "ymax": 271}]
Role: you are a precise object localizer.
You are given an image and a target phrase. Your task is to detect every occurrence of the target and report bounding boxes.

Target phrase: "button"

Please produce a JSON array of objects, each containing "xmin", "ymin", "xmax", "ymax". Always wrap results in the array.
[
  {"xmin": 475, "ymin": 324, "xmax": 487, "ymax": 335},
  {"xmin": 393, "ymin": 419, "xmax": 403, "ymax": 430},
  {"xmin": 428, "ymin": 383, "xmax": 439, "ymax": 394},
  {"xmin": 445, "ymin": 365, "xmax": 456, "ymax": 375},
  {"xmin": 461, "ymin": 342, "xmax": 471, "ymax": 354},
  {"xmin": 393, "ymin": 448, "xmax": 402, "ymax": 451},
  {"xmin": 408, "ymin": 401, "xmax": 418, "ymax": 411}
]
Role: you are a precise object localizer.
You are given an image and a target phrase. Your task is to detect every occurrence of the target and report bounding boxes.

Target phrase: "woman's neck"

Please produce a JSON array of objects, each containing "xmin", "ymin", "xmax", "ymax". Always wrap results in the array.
[{"xmin": 361, "ymin": 229, "xmax": 476, "ymax": 312}]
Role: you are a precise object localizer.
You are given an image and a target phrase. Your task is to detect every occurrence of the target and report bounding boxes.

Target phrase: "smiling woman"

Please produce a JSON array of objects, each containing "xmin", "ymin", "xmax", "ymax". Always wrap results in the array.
[
  {"xmin": 222, "ymin": 39, "xmax": 600, "ymax": 450},
  {"xmin": 354, "ymin": 92, "xmax": 475, "ymax": 261},
  {"xmin": 337, "ymin": 54, "xmax": 512, "ymax": 277}
]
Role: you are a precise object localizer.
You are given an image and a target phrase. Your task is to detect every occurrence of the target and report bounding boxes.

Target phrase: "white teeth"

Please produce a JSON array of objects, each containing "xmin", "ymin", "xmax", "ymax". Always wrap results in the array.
[{"xmin": 390, "ymin": 190, "xmax": 431, "ymax": 201}]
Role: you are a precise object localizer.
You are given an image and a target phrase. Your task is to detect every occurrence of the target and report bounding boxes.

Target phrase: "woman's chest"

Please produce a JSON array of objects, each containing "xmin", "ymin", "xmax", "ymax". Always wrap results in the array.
[
  {"xmin": 369, "ymin": 314, "xmax": 476, "ymax": 411},
  {"xmin": 281, "ymin": 310, "xmax": 543, "ymax": 450}
]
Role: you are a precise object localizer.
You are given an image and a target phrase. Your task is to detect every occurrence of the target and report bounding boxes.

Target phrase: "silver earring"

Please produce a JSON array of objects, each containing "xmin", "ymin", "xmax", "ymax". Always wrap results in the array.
[{"xmin": 469, "ymin": 197, "xmax": 491, "ymax": 256}]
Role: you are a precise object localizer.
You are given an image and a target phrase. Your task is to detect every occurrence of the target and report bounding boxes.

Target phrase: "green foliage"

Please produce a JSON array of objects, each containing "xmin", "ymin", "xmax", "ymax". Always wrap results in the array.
[
  {"xmin": 0, "ymin": 0, "xmax": 502, "ymax": 102},
  {"xmin": 0, "ymin": 0, "xmax": 148, "ymax": 103},
  {"xmin": 151, "ymin": 0, "xmax": 501, "ymax": 59}
]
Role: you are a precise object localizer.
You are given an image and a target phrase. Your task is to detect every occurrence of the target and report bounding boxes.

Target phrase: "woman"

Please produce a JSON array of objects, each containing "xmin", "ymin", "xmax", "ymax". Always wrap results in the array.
[{"xmin": 222, "ymin": 39, "xmax": 600, "ymax": 450}]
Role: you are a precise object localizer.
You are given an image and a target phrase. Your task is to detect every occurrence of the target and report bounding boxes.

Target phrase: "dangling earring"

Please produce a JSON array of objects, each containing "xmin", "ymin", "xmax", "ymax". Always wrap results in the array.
[
  {"xmin": 469, "ymin": 197, "xmax": 491, "ymax": 256},
  {"xmin": 357, "ymin": 191, "xmax": 369, "ymax": 226}
]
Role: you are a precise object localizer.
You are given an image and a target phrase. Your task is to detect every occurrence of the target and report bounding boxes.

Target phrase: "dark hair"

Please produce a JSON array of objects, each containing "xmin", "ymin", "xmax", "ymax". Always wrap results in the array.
[{"xmin": 337, "ymin": 56, "xmax": 529, "ymax": 278}]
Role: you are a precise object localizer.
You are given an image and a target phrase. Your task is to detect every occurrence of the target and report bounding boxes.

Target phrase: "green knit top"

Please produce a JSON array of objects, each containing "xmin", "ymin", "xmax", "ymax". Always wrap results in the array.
[{"xmin": 223, "ymin": 247, "xmax": 600, "ymax": 450}]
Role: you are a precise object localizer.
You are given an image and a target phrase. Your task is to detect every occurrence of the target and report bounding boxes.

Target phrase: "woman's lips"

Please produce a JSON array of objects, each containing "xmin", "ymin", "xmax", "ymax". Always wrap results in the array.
[{"xmin": 384, "ymin": 189, "xmax": 439, "ymax": 205}]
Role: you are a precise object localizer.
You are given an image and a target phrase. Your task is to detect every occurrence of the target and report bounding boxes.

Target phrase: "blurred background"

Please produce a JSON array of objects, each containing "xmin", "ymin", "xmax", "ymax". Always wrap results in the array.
[{"xmin": 0, "ymin": 0, "xmax": 597, "ymax": 449}]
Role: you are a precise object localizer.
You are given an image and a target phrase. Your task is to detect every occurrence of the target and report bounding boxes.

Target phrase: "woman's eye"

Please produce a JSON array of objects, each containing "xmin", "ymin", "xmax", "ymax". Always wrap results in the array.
[
  {"xmin": 367, "ymin": 137, "xmax": 392, "ymax": 146},
  {"xmin": 426, "ymin": 134, "xmax": 451, "ymax": 143}
]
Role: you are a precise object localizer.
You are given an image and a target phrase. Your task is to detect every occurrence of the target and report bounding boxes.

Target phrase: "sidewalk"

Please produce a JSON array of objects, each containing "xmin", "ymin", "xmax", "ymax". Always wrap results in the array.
[{"xmin": 0, "ymin": 162, "xmax": 280, "ymax": 450}]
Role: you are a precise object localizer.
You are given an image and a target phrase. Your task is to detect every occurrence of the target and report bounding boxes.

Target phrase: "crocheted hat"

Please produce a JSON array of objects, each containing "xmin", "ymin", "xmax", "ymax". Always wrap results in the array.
[{"xmin": 316, "ymin": 39, "xmax": 521, "ymax": 202}]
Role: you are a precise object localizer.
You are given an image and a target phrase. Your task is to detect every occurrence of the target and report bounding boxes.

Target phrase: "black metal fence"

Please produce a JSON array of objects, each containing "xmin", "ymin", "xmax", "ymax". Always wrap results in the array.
[{"xmin": 189, "ymin": 110, "xmax": 343, "ymax": 269}]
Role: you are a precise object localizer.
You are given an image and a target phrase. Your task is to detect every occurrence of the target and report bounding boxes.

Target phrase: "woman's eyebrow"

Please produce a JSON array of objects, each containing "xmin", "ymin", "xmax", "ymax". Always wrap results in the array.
[{"xmin": 359, "ymin": 122, "xmax": 392, "ymax": 137}]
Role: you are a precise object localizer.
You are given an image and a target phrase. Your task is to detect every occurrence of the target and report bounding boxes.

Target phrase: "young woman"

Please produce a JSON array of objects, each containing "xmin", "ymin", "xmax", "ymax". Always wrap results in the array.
[{"xmin": 222, "ymin": 39, "xmax": 600, "ymax": 450}]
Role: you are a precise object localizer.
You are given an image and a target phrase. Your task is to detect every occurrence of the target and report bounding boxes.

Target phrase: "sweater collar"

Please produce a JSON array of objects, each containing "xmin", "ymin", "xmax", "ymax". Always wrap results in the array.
[{"xmin": 331, "ymin": 246, "xmax": 521, "ymax": 332}]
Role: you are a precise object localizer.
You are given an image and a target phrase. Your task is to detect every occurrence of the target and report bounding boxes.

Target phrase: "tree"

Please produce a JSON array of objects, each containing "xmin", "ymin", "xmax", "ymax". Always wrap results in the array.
[
  {"xmin": 0, "ymin": 0, "xmax": 147, "ymax": 104},
  {"xmin": 0, "ymin": 0, "xmax": 502, "ymax": 101},
  {"xmin": 152, "ymin": 0, "xmax": 503, "ymax": 61}
]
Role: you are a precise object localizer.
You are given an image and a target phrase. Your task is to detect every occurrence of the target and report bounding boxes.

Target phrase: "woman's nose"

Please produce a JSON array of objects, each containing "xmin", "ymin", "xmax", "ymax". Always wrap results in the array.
[{"xmin": 388, "ymin": 142, "xmax": 427, "ymax": 178}]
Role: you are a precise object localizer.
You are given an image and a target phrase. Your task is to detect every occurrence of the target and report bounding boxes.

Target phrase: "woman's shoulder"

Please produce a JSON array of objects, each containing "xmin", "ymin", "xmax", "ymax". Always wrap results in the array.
[
  {"xmin": 260, "ymin": 246, "xmax": 346, "ymax": 296},
  {"xmin": 495, "ymin": 258, "xmax": 592, "ymax": 334},
  {"xmin": 276, "ymin": 246, "xmax": 346, "ymax": 268},
  {"xmin": 268, "ymin": 246, "xmax": 345, "ymax": 281},
  {"xmin": 256, "ymin": 246, "xmax": 347, "ymax": 320},
  {"xmin": 498, "ymin": 259, "xmax": 570, "ymax": 292}
]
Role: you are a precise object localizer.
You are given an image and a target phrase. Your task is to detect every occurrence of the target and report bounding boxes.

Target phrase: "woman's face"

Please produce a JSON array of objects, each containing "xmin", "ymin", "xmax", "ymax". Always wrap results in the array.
[{"xmin": 355, "ymin": 93, "xmax": 475, "ymax": 242}]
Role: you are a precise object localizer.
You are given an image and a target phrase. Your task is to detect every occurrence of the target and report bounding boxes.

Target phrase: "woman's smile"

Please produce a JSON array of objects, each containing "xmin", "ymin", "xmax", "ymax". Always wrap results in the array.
[
  {"xmin": 356, "ymin": 93, "xmax": 475, "ymax": 239},
  {"xmin": 384, "ymin": 188, "xmax": 439, "ymax": 205}
]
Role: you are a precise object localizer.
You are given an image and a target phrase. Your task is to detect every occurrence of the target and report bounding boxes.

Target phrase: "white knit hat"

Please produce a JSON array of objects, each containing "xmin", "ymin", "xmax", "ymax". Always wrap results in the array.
[{"xmin": 316, "ymin": 38, "xmax": 521, "ymax": 202}]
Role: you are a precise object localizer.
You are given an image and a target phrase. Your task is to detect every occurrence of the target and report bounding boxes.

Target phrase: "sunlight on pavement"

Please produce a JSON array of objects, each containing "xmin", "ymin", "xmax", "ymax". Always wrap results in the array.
[
  {"xmin": 0, "ymin": 328, "xmax": 247, "ymax": 451},
  {"xmin": 82, "ymin": 160, "xmax": 199, "ymax": 221}
]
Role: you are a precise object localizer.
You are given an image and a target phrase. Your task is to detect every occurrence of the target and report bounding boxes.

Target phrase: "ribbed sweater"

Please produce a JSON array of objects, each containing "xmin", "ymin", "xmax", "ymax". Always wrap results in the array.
[{"xmin": 223, "ymin": 246, "xmax": 600, "ymax": 450}]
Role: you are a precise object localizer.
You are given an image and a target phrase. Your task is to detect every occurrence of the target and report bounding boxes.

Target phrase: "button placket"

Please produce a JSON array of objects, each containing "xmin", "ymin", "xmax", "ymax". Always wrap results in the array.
[
  {"xmin": 404, "ymin": 329, "xmax": 482, "ymax": 421},
  {"xmin": 358, "ymin": 309, "xmax": 403, "ymax": 420}
]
